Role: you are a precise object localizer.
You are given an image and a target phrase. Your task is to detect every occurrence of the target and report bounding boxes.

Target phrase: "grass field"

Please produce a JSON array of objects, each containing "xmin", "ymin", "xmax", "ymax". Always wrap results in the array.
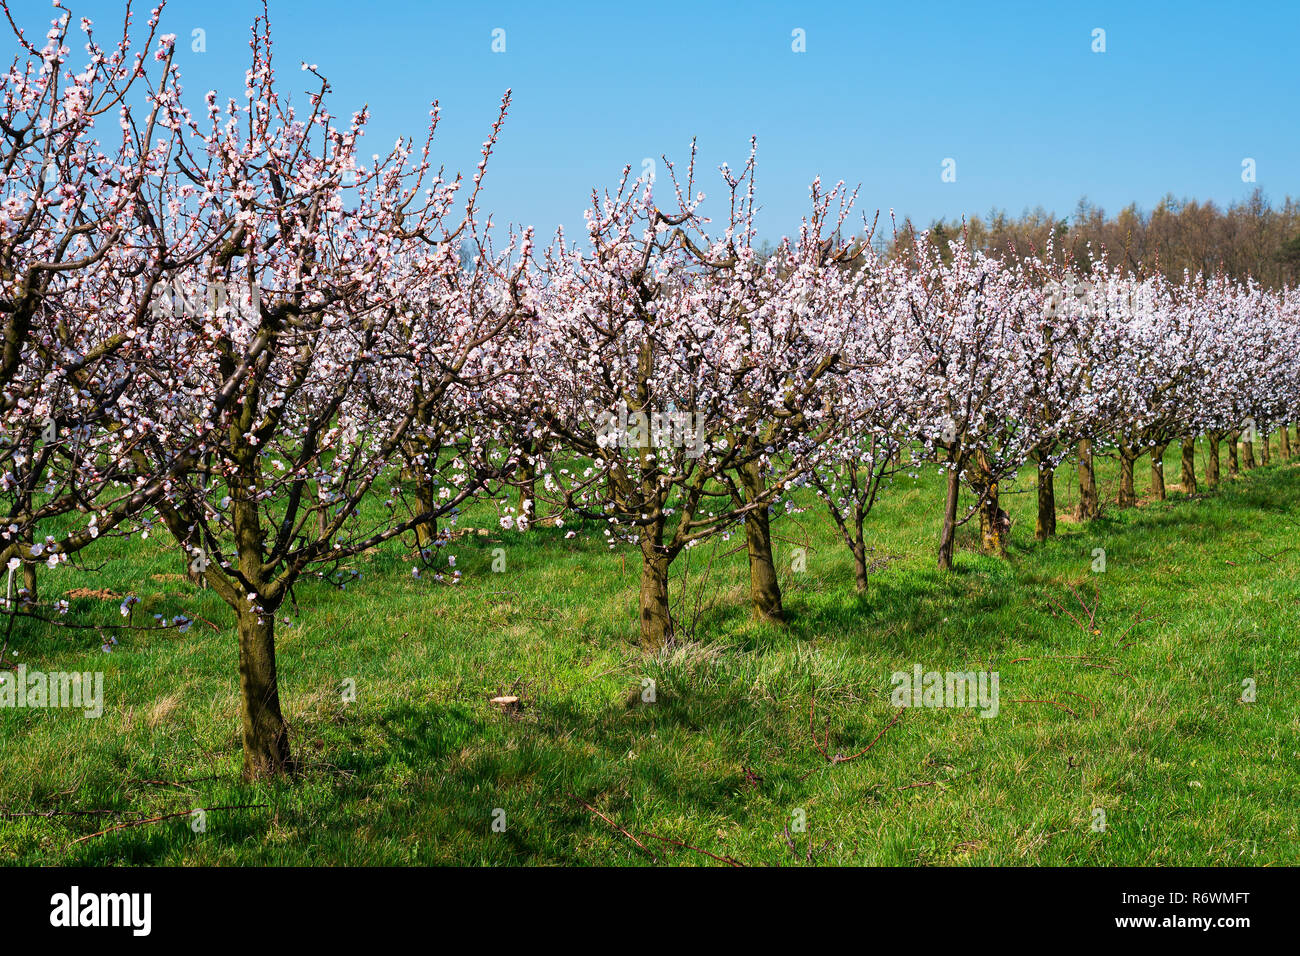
[{"xmin": 2, "ymin": 441, "xmax": 1297, "ymax": 866}]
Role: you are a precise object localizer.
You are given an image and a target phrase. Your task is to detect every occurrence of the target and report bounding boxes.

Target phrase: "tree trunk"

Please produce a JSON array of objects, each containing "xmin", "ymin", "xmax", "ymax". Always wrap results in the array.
[
  {"xmin": 638, "ymin": 544, "xmax": 673, "ymax": 649},
  {"xmin": 1180, "ymin": 437, "xmax": 1197, "ymax": 493},
  {"xmin": 230, "ymin": 429, "xmax": 293, "ymax": 780},
  {"xmin": 740, "ymin": 462, "xmax": 783, "ymax": 623},
  {"xmin": 1206, "ymin": 434, "xmax": 1220, "ymax": 488},
  {"xmin": 1076, "ymin": 438, "xmax": 1098, "ymax": 520},
  {"xmin": 978, "ymin": 482, "xmax": 1008, "ymax": 557},
  {"xmin": 1035, "ymin": 453, "xmax": 1056, "ymax": 541},
  {"xmin": 1242, "ymin": 433, "xmax": 1256, "ymax": 470},
  {"xmin": 516, "ymin": 442, "xmax": 536, "ymax": 526},
  {"xmin": 414, "ymin": 479, "xmax": 439, "ymax": 550},
  {"xmin": 1280, "ymin": 425, "xmax": 1291, "ymax": 461},
  {"xmin": 21, "ymin": 556, "xmax": 35, "ymax": 602},
  {"xmin": 17, "ymin": 508, "xmax": 35, "ymax": 601},
  {"xmin": 1259, "ymin": 430, "xmax": 1270, "ymax": 466},
  {"xmin": 236, "ymin": 610, "xmax": 295, "ymax": 780},
  {"xmin": 1118, "ymin": 445, "xmax": 1137, "ymax": 507},
  {"xmin": 970, "ymin": 453, "xmax": 1007, "ymax": 558},
  {"xmin": 852, "ymin": 546, "xmax": 869, "ymax": 593},
  {"xmin": 1150, "ymin": 442, "xmax": 1168, "ymax": 500},
  {"xmin": 1227, "ymin": 430, "xmax": 1240, "ymax": 476},
  {"xmin": 937, "ymin": 459, "xmax": 961, "ymax": 572}
]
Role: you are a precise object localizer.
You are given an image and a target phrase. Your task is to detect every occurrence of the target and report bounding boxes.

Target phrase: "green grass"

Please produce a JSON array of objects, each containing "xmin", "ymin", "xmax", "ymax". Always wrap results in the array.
[{"xmin": 1, "ymin": 441, "xmax": 1297, "ymax": 865}]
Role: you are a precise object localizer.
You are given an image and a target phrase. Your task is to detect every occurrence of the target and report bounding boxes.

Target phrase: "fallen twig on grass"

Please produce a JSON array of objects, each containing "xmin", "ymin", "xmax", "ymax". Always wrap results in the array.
[
  {"xmin": 568, "ymin": 793, "xmax": 658, "ymax": 863},
  {"xmin": 1063, "ymin": 690, "xmax": 1099, "ymax": 718},
  {"xmin": 1047, "ymin": 581, "xmax": 1102, "ymax": 634},
  {"xmin": 800, "ymin": 691, "xmax": 904, "ymax": 780},
  {"xmin": 638, "ymin": 830, "xmax": 745, "ymax": 867},
  {"xmin": 1248, "ymin": 545, "xmax": 1295, "ymax": 563},
  {"xmin": 69, "ymin": 803, "xmax": 266, "ymax": 845},
  {"xmin": 1114, "ymin": 605, "xmax": 1162, "ymax": 648}
]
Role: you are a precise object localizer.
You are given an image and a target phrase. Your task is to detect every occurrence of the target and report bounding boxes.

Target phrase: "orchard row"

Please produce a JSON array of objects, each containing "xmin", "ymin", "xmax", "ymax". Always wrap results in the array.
[{"xmin": 2, "ymin": 6, "xmax": 1295, "ymax": 776}]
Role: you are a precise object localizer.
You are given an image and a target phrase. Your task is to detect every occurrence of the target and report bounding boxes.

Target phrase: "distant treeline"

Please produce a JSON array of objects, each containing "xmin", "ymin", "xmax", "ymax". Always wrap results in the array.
[{"xmin": 885, "ymin": 189, "xmax": 1300, "ymax": 288}]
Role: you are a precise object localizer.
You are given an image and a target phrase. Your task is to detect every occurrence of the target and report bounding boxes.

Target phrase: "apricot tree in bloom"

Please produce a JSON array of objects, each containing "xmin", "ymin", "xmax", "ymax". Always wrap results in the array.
[
  {"xmin": 1084, "ymin": 272, "xmax": 1211, "ymax": 506},
  {"xmin": 706, "ymin": 161, "xmax": 864, "ymax": 624},
  {"xmin": 888, "ymin": 231, "xmax": 1045, "ymax": 568},
  {"xmin": 521, "ymin": 150, "xmax": 843, "ymax": 647},
  {"xmin": 0, "ymin": 2, "xmax": 189, "ymax": 604},
  {"xmin": 132, "ymin": 13, "xmax": 518, "ymax": 777},
  {"xmin": 1014, "ymin": 248, "xmax": 1098, "ymax": 538},
  {"xmin": 802, "ymin": 246, "xmax": 923, "ymax": 592}
]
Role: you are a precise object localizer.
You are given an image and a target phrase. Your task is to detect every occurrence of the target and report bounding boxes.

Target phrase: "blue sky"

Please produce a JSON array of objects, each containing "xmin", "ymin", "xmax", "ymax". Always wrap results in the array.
[{"xmin": 38, "ymin": 0, "xmax": 1300, "ymax": 243}]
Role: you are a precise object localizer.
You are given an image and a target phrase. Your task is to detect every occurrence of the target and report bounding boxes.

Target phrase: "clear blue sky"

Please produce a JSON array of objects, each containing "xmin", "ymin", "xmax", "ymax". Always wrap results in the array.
[{"xmin": 40, "ymin": 0, "xmax": 1300, "ymax": 243}]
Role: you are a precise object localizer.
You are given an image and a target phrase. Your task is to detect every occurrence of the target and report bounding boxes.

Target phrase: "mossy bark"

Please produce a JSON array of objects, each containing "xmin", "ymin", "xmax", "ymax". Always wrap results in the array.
[
  {"xmin": 970, "ymin": 454, "xmax": 1007, "ymax": 558},
  {"xmin": 978, "ymin": 485, "xmax": 1008, "ymax": 557}
]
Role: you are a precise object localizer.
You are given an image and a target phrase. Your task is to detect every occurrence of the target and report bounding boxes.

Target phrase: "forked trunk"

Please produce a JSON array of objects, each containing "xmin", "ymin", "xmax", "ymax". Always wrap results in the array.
[
  {"xmin": 1180, "ymin": 437, "xmax": 1197, "ymax": 493},
  {"xmin": 236, "ymin": 610, "xmax": 295, "ymax": 780},
  {"xmin": 1076, "ymin": 438, "xmax": 1098, "ymax": 520}
]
